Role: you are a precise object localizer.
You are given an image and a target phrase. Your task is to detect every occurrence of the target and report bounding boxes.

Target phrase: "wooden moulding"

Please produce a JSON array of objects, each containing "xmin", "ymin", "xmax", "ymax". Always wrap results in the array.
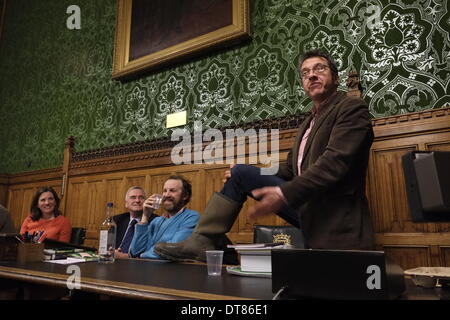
[
  {"xmin": 372, "ymin": 107, "xmax": 450, "ymax": 140},
  {"xmin": 68, "ymin": 115, "xmax": 308, "ymax": 176},
  {"xmin": 0, "ymin": 174, "xmax": 8, "ymax": 185},
  {"xmin": 7, "ymin": 167, "xmax": 62, "ymax": 186}
]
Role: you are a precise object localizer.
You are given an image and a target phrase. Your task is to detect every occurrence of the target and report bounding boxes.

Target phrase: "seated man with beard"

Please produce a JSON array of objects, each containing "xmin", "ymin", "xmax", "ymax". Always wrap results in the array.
[{"xmin": 129, "ymin": 175, "xmax": 200, "ymax": 259}]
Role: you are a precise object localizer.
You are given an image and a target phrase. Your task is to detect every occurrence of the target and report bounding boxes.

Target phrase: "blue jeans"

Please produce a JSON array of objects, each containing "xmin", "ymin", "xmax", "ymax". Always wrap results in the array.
[{"xmin": 221, "ymin": 164, "xmax": 301, "ymax": 228}]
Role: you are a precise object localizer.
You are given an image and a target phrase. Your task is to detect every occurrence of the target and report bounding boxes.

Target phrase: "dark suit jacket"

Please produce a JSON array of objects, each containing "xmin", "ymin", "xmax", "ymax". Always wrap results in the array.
[
  {"xmin": 277, "ymin": 91, "xmax": 374, "ymax": 250},
  {"xmin": 113, "ymin": 211, "xmax": 158, "ymax": 248}
]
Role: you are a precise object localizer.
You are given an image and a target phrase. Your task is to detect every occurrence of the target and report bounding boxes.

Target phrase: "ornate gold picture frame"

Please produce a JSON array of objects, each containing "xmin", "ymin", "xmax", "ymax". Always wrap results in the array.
[{"xmin": 112, "ymin": 0, "xmax": 250, "ymax": 80}]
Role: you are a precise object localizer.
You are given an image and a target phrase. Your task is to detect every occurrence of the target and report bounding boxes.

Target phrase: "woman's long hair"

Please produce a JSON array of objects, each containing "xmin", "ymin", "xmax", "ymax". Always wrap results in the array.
[{"xmin": 30, "ymin": 186, "xmax": 61, "ymax": 221}]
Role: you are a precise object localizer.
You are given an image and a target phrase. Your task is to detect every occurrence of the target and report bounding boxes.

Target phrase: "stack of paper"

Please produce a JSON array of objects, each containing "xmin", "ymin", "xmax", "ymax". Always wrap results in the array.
[
  {"xmin": 43, "ymin": 248, "xmax": 99, "ymax": 263},
  {"xmin": 226, "ymin": 243, "xmax": 291, "ymax": 277},
  {"xmin": 226, "ymin": 266, "xmax": 272, "ymax": 278}
]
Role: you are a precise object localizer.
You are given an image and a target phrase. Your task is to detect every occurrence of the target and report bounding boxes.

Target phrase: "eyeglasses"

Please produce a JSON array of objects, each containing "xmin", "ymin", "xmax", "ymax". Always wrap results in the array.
[{"xmin": 300, "ymin": 63, "xmax": 329, "ymax": 79}]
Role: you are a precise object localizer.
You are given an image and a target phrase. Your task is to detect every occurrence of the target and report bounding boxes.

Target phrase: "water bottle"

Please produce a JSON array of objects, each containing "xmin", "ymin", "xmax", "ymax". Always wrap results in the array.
[{"xmin": 98, "ymin": 202, "xmax": 117, "ymax": 263}]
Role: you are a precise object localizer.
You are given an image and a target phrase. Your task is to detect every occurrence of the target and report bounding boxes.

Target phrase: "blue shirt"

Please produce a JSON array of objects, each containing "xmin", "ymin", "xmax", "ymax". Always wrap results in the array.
[{"xmin": 129, "ymin": 208, "xmax": 200, "ymax": 259}]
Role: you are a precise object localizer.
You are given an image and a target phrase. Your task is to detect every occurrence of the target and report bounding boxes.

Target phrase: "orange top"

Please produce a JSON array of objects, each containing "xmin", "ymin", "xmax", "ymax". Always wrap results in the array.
[{"xmin": 20, "ymin": 215, "xmax": 72, "ymax": 243}]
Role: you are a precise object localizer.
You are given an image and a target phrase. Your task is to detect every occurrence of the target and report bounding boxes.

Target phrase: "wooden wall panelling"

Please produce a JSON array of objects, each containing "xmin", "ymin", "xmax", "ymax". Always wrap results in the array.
[
  {"xmin": 419, "ymin": 134, "xmax": 450, "ymax": 235},
  {"xmin": 429, "ymin": 245, "xmax": 444, "ymax": 267},
  {"xmin": 425, "ymin": 140, "xmax": 450, "ymax": 233},
  {"xmin": 0, "ymin": 175, "xmax": 8, "ymax": 206},
  {"xmin": 441, "ymin": 247, "xmax": 450, "ymax": 266},
  {"xmin": 66, "ymin": 172, "xmax": 143, "ymax": 247},
  {"xmin": 203, "ymin": 166, "xmax": 226, "ymax": 204},
  {"xmin": 149, "ymin": 172, "xmax": 172, "ymax": 195},
  {"xmin": 0, "ymin": 185, "xmax": 7, "ymax": 207},
  {"xmin": 369, "ymin": 145, "xmax": 426, "ymax": 234},
  {"xmin": 369, "ymin": 146, "xmax": 413, "ymax": 234},
  {"xmin": 371, "ymin": 108, "xmax": 450, "ymax": 139},
  {"xmin": 369, "ymin": 108, "xmax": 450, "ymax": 269},
  {"xmin": 375, "ymin": 232, "xmax": 450, "ymax": 249},
  {"xmin": 369, "ymin": 132, "xmax": 450, "ymax": 234},
  {"xmin": 85, "ymin": 180, "xmax": 105, "ymax": 248},
  {"xmin": 426, "ymin": 141, "xmax": 450, "ymax": 151},
  {"xmin": 105, "ymin": 177, "xmax": 127, "ymax": 213},
  {"xmin": 382, "ymin": 245, "xmax": 431, "ymax": 270},
  {"xmin": 64, "ymin": 177, "xmax": 104, "ymax": 248},
  {"xmin": 65, "ymin": 181, "xmax": 86, "ymax": 229},
  {"xmin": 7, "ymin": 188, "xmax": 28, "ymax": 230},
  {"xmin": 124, "ymin": 175, "xmax": 147, "ymax": 197}
]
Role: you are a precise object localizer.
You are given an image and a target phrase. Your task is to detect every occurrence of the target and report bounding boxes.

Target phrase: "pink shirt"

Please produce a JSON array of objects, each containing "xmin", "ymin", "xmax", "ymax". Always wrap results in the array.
[
  {"xmin": 276, "ymin": 92, "xmax": 338, "ymax": 203},
  {"xmin": 275, "ymin": 115, "xmax": 315, "ymax": 204},
  {"xmin": 297, "ymin": 117, "xmax": 315, "ymax": 176}
]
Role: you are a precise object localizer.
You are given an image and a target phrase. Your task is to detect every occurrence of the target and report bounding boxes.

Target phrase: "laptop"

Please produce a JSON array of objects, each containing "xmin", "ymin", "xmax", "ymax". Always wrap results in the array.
[{"xmin": 272, "ymin": 249, "xmax": 405, "ymax": 300}]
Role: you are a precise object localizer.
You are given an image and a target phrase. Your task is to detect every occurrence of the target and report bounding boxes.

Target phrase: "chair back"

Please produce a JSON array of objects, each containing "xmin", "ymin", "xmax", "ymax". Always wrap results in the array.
[
  {"xmin": 253, "ymin": 224, "xmax": 304, "ymax": 248},
  {"xmin": 70, "ymin": 227, "xmax": 86, "ymax": 245}
]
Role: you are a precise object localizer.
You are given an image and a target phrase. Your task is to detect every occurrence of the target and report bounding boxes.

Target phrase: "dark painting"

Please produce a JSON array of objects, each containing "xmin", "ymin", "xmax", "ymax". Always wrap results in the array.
[
  {"xmin": 113, "ymin": 0, "xmax": 250, "ymax": 79},
  {"xmin": 130, "ymin": 0, "xmax": 232, "ymax": 60}
]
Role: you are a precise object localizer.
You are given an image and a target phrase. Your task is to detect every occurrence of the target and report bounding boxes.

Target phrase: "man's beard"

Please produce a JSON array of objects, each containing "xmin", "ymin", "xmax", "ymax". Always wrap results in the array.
[
  {"xmin": 309, "ymin": 82, "xmax": 337, "ymax": 103},
  {"xmin": 163, "ymin": 198, "xmax": 185, "ymax": 215}
]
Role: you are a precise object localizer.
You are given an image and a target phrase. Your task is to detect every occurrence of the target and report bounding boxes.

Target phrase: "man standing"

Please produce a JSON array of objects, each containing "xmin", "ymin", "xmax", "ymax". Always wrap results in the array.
[
  {"xmin": 129, "ymin": 176, "xmax": 200, "ymax": 259},
  {"xmin": 114, "ymin": 186, "xmax": 158, "ymax": 259},
  {"xmin": 155, "ymin": 50, "xmax": 374, "ymax": 262}
]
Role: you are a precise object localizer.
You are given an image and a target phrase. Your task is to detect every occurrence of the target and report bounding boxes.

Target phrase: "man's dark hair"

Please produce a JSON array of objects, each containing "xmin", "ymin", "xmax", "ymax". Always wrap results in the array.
[
  {"xmin": 168, "ymin": 175, "xmax": 192, "ymax": 205},
  {"xmin": 299, "ymin": 49, "xmax": 339, "ymax": 80},
  {"xmin": 30, "ymin": 186, "xmax": 61, "ymax": 221}
]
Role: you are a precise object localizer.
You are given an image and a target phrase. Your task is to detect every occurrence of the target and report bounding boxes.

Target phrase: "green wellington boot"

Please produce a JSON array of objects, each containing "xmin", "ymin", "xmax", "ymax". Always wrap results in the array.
[{"xmin": 154, "ymin": 192, "xmax": 242, "ymax": 262}]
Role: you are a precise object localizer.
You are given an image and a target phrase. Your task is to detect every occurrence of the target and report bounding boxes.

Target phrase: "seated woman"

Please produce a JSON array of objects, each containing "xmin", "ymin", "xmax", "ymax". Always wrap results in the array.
[{"xmin": 20, "ymin": 186, "xmax": 72, "ymax": 242}]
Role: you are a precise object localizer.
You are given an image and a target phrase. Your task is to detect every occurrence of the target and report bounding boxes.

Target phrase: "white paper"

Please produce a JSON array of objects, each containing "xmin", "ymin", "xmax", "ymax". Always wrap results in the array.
[
  {"xmin": 227, "ymin": 243, "xmax": 288, "ymax": 249},
  {"xmin": 44, "ymin": 257, "xmax": 86, "ymax": 264}
]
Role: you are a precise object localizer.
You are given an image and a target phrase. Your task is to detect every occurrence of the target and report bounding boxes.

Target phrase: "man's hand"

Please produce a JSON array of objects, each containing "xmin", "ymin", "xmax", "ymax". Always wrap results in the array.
[
  {"xmin": 115, "ymin": 248, "xmax": 130, "ymax": 259},
  {"xmin": 141, "ymin": 195, "xmax": 158, "ymax": 224},
  {"xmin": 247, "ymin": 186, "xmax": 285, "ymax": 220},
  {"xmin": 222, "ymin": 164, "xmax": 235, "ymax": 184}
]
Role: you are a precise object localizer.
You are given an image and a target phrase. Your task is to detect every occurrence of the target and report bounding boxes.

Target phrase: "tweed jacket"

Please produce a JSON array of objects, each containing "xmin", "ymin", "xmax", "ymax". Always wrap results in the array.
[{"xmin": 277, "ymin": 91, "xmax": 374, "ymax": 249}]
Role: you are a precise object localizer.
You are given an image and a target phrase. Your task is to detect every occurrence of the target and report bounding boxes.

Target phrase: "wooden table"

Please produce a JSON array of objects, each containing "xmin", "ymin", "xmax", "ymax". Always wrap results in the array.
[
  {"xmin": 0, "ymin": 259, "xmax": 274, "ymax": 300},
  {"xmin": 0, "ymin": 259, "xmax": 447, "ymax": 301}
]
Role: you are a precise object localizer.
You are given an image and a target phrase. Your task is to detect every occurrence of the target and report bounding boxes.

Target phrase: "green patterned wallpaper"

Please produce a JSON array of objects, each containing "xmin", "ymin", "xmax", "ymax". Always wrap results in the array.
[{"xmin": 0, "ymin": 0, "xmax": 449, "ymax": 174}]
